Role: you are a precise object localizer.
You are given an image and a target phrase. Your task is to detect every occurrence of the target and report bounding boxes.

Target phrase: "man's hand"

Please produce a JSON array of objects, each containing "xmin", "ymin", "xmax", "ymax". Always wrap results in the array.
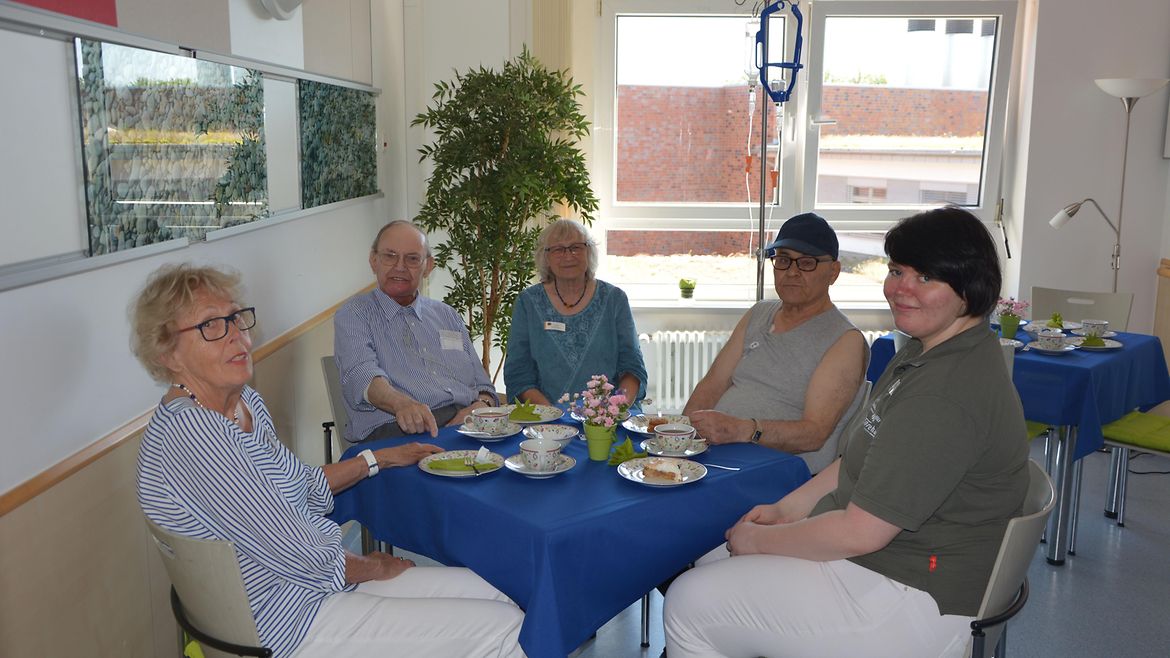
[
  {"xmin": 447, "ymin": 402, "xmax": 481, "ymax": 427},
  {"xmin": 689, "ymin": 409, "xmax": 753, "ymax": 445},
  {"xmin": 393, "ymin": 399, "xmax": 439, "ymax": 437},
  {"xmin": 374, "ymin": 442, "xmax": 443, "ymax": 468}
]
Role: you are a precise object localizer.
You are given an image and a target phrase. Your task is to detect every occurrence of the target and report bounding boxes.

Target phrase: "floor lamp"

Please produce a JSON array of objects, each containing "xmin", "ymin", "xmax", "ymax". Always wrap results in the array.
[{"xmin": 1049, "ymin": 77, "xmax": 1169, "ymax": 293}]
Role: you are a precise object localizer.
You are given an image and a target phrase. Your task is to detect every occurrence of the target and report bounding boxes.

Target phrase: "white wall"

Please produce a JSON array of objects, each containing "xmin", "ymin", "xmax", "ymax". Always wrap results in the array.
[
  {"xmin": 0, "ymin": 0, "xmax": 387, "ymax": 495},
  {"xmin": 1013, "ymin": 0, "xmax": 1170, "ymax": 331}
]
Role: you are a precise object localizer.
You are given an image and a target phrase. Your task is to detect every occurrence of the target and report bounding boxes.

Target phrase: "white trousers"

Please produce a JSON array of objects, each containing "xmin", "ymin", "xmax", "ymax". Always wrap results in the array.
[
  {"xmin": 664, "ymin": 545, "xmax": 972, "ymax": 658},
  {"xmin": 290, "ymin": 566, "xmax": 525, "ymax": 658}
]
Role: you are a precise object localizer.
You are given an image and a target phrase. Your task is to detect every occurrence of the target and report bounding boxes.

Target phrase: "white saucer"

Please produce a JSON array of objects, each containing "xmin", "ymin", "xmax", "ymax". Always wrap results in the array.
[
  {"xmin": 1027, "ymin": 343, "xmax": 1078, "ymax": 356},
  {"xmin": 456, "ymin": 421, "xmax": 522, "ymax": 441},
  {"xmin": 522, "ymin": 424, "xmax": 579, "ymax": 445},
  {"xmin": 999, "ymin": 338, "xmax": 1024, "ymax": 351},
  {"xmin": 623, "ymin": 414, "xmax": 690, "ymax": 436},
  {"xmin": 640, "ymin": 438, "xmax": 708, "ymax": 458},
  {"xmin": 504, "ymin": 453, "xmax": 576, "ymax": 479}
]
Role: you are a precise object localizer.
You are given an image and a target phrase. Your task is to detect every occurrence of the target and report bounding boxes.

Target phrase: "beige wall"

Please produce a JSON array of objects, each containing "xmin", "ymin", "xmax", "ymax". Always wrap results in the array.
[{"xmin": 0, "ymin": 318, "xmax": 338, "ymax": 657}]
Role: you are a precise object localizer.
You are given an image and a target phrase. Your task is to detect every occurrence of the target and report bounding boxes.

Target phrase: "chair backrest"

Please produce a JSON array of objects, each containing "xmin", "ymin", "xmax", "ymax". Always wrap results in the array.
[
  {"xmin": 1001, "ymin": 340, "xmax": 1016, "ymax": 377},
  {"xmin": 321, "ymin": 355, "xmax": 351, "ymax": 443},
  {"xmin": 1031, "ymin": 286, "xmax": 1133, "ymax": 331},
  {"xmin": 145, "ymin": 518, "xmax": 262, "ymax": 658},
  {"xmin": 972, "ymin": 460, "xmax": 1055, "ymax": 650}
]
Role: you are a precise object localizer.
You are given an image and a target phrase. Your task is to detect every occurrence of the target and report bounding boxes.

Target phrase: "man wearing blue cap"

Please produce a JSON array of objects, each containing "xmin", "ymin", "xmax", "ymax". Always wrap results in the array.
[{"xmin": 683, "ymin": 213, "xmax": 869, "ymax": 473}]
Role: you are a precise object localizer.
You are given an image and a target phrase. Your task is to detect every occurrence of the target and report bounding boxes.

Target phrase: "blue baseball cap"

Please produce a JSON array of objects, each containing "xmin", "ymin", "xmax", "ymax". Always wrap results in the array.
[{"xmin": 764, "ymin": 212, "xmax": 839, "ymax": 260}]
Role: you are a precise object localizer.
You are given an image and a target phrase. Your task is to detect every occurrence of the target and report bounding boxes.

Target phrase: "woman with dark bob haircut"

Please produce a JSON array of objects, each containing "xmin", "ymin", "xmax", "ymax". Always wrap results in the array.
[{"xmin": 664, "ymin": 207, "xmax": 1029, "ymax": 657}]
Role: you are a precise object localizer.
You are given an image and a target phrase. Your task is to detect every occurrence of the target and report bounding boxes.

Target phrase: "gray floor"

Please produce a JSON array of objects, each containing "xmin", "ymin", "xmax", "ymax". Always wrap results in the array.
[{"xmin": 349, "ymin": 442, "xmax": 1170, "ymax": 657}]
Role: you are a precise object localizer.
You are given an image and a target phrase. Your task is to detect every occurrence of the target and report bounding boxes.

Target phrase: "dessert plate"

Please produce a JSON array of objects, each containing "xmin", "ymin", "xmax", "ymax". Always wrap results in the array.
[
  {"xmin": 999, "ymin": 338, "xmax": 1024, "ymax": 351},
  {"xmin": 623, "ymin": 414, "xmax": 689, "ymax": 435},
  {"xmin": 419, "ymin": 450, "xmax": 504, "ymax": 478},
  {"xmin": 1027, "ymin": 343, "xmax": 1078, "ymax": 356},
  {"xmin": 521, "ymin": 424, "xmax": 578, "ymax": 445},
  {"xmin": 1067, "ymin": 337, "xmax": 1123, "ymax": 351},
  {"xmin": 499, "ymin": 404, "xmax": 564, "ymax": 424},
  {"xmin": 617, "ymin": 457, "xmax": 707, "ymax": 488},
  {"xmin": 1070, "ymin": 329, "xmax": 1117, "ymax": 338}
]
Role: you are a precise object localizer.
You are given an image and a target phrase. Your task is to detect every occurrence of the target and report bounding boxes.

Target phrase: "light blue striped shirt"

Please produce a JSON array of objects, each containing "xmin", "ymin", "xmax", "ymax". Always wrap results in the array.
[
  {"xmin": 333, "ymin": 289, "xmax": 496, "ymax": 441},
  {"xmin": 137, "ymin": 387, "xmax": 350, "ymax": 658}
]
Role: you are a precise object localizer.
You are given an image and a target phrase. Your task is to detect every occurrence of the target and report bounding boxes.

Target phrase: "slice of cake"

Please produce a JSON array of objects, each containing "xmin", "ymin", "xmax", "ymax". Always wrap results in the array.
[{"xmin": 642, "ymin": 458, "xmax": 685, "ymax": 483}]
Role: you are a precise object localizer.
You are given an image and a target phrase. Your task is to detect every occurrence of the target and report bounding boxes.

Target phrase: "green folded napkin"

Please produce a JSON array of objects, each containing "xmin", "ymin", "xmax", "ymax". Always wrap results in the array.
[
  {"xmin": 509, "ymin": 401, "xmax": 541, "ymax": 421},
  {"xmin": 428, "ymin": 458, "xmax": 500, "ymax": 472}
]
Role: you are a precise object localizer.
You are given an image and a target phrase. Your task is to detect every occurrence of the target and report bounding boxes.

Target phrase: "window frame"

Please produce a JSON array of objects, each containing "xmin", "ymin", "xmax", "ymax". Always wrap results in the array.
[{"xmin": 595, "ymin": 0, "xmax": 1018, "ymax": 237}]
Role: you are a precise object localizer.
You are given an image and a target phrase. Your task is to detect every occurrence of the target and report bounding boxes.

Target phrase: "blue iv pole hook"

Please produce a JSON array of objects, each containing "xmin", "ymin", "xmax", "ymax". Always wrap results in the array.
[{"xmin": 755, "ymin": 1, "xmax": 804, "ymax": 103}]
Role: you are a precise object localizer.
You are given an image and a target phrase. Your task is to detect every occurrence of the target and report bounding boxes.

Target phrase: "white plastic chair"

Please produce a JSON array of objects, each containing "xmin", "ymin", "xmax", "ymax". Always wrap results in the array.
[
  {"xmin": 1030, "ymin": 286, "xmax": 1133, "ymax": 331},
  {"xmin": 145, "ymin": 518, "xmax": 272, "ymax": 658},
  {"xmin": 321, "ymin": 355, "xmax": 351, "ymax": 464},
  {"xmin": 968, "ymin": 460, "xmax": 1055, "ymax": 658}
]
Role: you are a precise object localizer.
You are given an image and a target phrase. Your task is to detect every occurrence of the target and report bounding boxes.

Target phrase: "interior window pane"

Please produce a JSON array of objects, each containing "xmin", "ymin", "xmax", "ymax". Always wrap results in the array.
[
  {"xmin": 615, "ymin": 15, "xmax": 784, "ymax": 205},
  {"xmin": 601, "ymin": 229, "xmax": 887, "ymax": 304},
  {"xmin": 816, "ymin": 16, "xmax": 996, "ymax": 207}
]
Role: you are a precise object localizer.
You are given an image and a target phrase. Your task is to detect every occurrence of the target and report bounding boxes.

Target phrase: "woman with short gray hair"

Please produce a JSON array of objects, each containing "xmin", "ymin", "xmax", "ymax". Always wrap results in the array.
[{"xmin": 505, "ymin": 219, "xmax": 647, "ymax": 406}]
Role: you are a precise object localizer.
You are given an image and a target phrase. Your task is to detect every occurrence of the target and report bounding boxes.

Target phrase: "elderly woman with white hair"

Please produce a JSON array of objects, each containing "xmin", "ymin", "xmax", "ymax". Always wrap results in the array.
[
  {"xmin": 504, "ymin": 219, "xmax": 647, "ymax": 406},
  {"xmin": 131, "ymin": 263, "xmax": 525, "ymax": 658}
]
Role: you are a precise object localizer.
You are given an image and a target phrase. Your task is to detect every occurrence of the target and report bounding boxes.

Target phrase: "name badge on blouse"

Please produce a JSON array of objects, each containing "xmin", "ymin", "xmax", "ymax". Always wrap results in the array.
[
  {"xmin": 544, "ymin": 321, "xmax": 567, "ymax": 332},
  {"xmin": 439, "ymin": 329, "xmax": 463, "ymax": 350}
]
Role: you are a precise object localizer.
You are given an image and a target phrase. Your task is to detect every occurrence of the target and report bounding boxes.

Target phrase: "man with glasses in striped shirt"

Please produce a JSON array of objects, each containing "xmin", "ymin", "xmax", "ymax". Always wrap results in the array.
[{"xmin": 334, "ymin": 220, "xmax": 498, "ymax": 442}]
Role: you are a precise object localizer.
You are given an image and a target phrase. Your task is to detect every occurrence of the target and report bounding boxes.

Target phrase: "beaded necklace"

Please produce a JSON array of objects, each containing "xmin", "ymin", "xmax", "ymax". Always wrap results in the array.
[
  {"xmin": 173, "ymin": 383, "xmax": 241, "ymax": 423},
  {"xmin": 553, "ymin": 277, "xmax": 589, "ymax": 309}
]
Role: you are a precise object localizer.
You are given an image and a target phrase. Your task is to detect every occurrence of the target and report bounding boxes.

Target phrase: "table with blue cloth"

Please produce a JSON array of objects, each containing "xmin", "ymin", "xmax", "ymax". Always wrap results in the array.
[
  {"xmin": 868, "ymin": 330, "xmax": 1170, "ymax": 565},
  {"xmin": 330, "ymin": 420, "xmax": 810, "ymax": 658}
]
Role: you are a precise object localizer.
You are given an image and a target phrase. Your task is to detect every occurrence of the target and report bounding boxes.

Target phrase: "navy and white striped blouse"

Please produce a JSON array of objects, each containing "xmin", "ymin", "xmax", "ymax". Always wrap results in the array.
[{"xmin": 137, "ymin": 386, "xmax": 351, "ymax": 658}]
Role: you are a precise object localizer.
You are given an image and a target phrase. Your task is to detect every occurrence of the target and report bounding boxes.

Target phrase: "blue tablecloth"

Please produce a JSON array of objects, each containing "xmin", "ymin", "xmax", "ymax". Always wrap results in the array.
[
  {"xmin": 329, "ymin": 421, "xmax": 810, "ymax": 658},
  {"xmin": 868, "ymin": 331, "xmax": 1170, "ymax": 460}
]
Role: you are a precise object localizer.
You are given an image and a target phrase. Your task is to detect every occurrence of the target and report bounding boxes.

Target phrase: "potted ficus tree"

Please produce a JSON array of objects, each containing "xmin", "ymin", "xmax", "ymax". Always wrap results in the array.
[{"xmin": 412, "ymin": 48, "xmax": 598, "ymax": 381}]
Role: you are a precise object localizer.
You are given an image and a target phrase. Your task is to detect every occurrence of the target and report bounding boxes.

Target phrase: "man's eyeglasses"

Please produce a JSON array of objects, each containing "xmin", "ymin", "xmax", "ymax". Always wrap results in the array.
[
  {"xmin": 771, "ymin": 255, "xmax": 834, "ymax": 272},
  {"xmin": 545, "ymin": 242, "xmax": 588, "ymax": 257},
  {"xmin": 178, "ymin": 307, "xmax": 257, "ymax": 342},
  {"xmin": 374, "ymin": 251, "xmax": 425, "ymax": 269}
]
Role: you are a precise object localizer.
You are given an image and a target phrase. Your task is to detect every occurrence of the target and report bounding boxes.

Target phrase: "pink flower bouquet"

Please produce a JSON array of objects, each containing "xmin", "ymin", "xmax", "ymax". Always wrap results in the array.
[{"xmin": 558, "ymin": 374, "xmax": 630, "ymax": 428}]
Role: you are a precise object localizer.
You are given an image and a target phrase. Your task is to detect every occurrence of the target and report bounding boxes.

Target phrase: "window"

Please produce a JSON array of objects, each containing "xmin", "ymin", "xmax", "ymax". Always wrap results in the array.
[{"xmin": 595, "ymin": 0, "xmax": 1016, "ymax": 304}]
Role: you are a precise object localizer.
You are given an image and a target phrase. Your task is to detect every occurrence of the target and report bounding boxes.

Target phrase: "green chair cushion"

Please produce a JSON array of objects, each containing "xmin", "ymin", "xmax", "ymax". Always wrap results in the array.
[
  {"xmin": 1024, "ymin": 420, "xmax": 1051, "ymax": 440},
  {"xmin": 1102, "ymin": 411, "xmax": 1170, "ymax": 454}
]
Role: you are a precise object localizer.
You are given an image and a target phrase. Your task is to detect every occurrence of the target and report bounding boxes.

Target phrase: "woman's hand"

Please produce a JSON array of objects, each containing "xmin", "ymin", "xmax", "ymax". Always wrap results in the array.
[
  {"xmin": 737, "ymin": 501, "xmax": 794, "ymax": 526},
  {"xmin": 725, "ymin": 520, "xmax": 766, "ymax": 556},
  {"xmin": 689, "ymin": 410, "xmax": 753, "ymax": 444},
  {"xmin": 369, "ymin": 551, "xmax": 415, "ymax": 580},
  {"xmin": 374, "ymin": 442, "xmax": 443, "ymax": 468}
]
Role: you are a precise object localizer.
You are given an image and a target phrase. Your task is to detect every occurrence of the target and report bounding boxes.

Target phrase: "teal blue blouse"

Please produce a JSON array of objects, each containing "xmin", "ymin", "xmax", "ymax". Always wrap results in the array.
[{"xmin": 504, "ymin": 280, "xmax": 647, "ymax": 405}]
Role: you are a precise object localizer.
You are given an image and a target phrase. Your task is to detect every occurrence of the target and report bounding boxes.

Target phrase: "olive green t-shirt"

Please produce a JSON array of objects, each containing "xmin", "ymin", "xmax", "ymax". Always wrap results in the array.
[{"xmin": 810, "ymin": 324, "xmax": 1029, "ymax": 616}]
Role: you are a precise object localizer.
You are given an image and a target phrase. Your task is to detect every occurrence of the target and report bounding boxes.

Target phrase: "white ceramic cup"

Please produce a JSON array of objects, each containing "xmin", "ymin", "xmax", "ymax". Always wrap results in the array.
[
  {"xmin": 1036, "ymin": 328, "xmax": 1066, "ymax": 351},
  {"xmin": 469, "ymin": 406, "xmax": 510, "ymax": 433},
  {"xmin": 1081, "ymin": 319, "xmax": 1109, "ymax": 337},
  {"xmin": 654, "ymin": 423, "xmax": 697, "ymax": 451},
  {"xmin": 519, "ymin": 438, "xmax": 562, "ymax": 472}
]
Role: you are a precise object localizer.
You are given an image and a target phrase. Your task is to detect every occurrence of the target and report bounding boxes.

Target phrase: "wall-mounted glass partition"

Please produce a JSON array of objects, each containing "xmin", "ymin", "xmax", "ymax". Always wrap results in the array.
[
  {"xmin": 76, "ymin": 39, "xmax": 267, "ymax": 255},
  {"xmin": 299, "ymin": 79, "xmax": 377, "ymax": 208}
]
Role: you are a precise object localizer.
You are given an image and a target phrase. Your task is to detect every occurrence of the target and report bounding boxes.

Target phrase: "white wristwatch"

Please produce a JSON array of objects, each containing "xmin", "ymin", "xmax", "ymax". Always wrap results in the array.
[{"xmin": 359, "ymin": 449, "xmax": 379, "ymax": 478}]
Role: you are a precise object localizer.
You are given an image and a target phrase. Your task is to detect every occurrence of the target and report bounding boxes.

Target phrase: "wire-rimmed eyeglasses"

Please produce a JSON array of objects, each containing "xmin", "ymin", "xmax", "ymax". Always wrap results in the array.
[
  {"xmin": 545, "ymin": 242, "xmax": 588, "ymax": 257},
  {"xmin": 374, "ymin": 251, "xmax": 426, "ymax": 269},
  {"xmin": 771, "ymin": 255, "xmax": 833, "ymax": 272},
  {"xmin": 178, "ymin": 307, "xmax": 257, "ymax": 341}
]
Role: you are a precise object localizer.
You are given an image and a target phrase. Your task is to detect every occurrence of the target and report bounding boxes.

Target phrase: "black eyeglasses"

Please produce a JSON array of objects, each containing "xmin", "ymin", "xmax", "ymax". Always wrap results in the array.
[
  {"xmin": 545, "ymin": 242, "xmax": 588, "ymax": 257},
  {"xmin": 772, "ymin": 255, "xmax": 833, "ymax": 272},
  {"xmin": 178, "ymin": 307, "xmax": 257, "ymax": 341},
  {"xmin": 374, "ymin": 251, "xmax": 426, "ymax": 269}
]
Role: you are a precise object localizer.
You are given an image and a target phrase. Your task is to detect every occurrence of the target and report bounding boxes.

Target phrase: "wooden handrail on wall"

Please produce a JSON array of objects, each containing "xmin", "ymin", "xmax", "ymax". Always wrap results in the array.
[{"xmin": 0, "ymin": 284, "xmax": 374, "ymax": 517}]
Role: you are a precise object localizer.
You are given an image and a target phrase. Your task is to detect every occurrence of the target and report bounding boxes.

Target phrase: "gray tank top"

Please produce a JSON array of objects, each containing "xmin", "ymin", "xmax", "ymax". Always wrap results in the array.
[{"xmin": 714, "ymin": 300, "xmax": 867, "ymax": 473}]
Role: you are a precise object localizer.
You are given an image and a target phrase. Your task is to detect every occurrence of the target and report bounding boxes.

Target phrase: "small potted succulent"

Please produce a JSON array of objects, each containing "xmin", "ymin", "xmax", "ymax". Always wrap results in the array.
[{"xmin": 678, "ymin": 278, "xmax": 696, "ymax": 299}]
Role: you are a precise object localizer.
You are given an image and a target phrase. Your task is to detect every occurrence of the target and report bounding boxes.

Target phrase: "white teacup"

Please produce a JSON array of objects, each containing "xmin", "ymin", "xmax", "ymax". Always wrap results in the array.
[
  {"xmin": 469, "ymin": 406, "xmax": 510, "ymax": 433},
  {"xmin": 1081, "ymin": 319, "xmax": 1109, "ymax": 337},
  {"xmin": 654, "ymin": 423, "xmax": 697, "ymax": 451},
  {"xmin": 1035, "ymin": 328, "xmax": 1066, "ymax": 351},
  {"xmin": 519, "ymin": 438, "xmax": 562, "ymax": 472}
]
